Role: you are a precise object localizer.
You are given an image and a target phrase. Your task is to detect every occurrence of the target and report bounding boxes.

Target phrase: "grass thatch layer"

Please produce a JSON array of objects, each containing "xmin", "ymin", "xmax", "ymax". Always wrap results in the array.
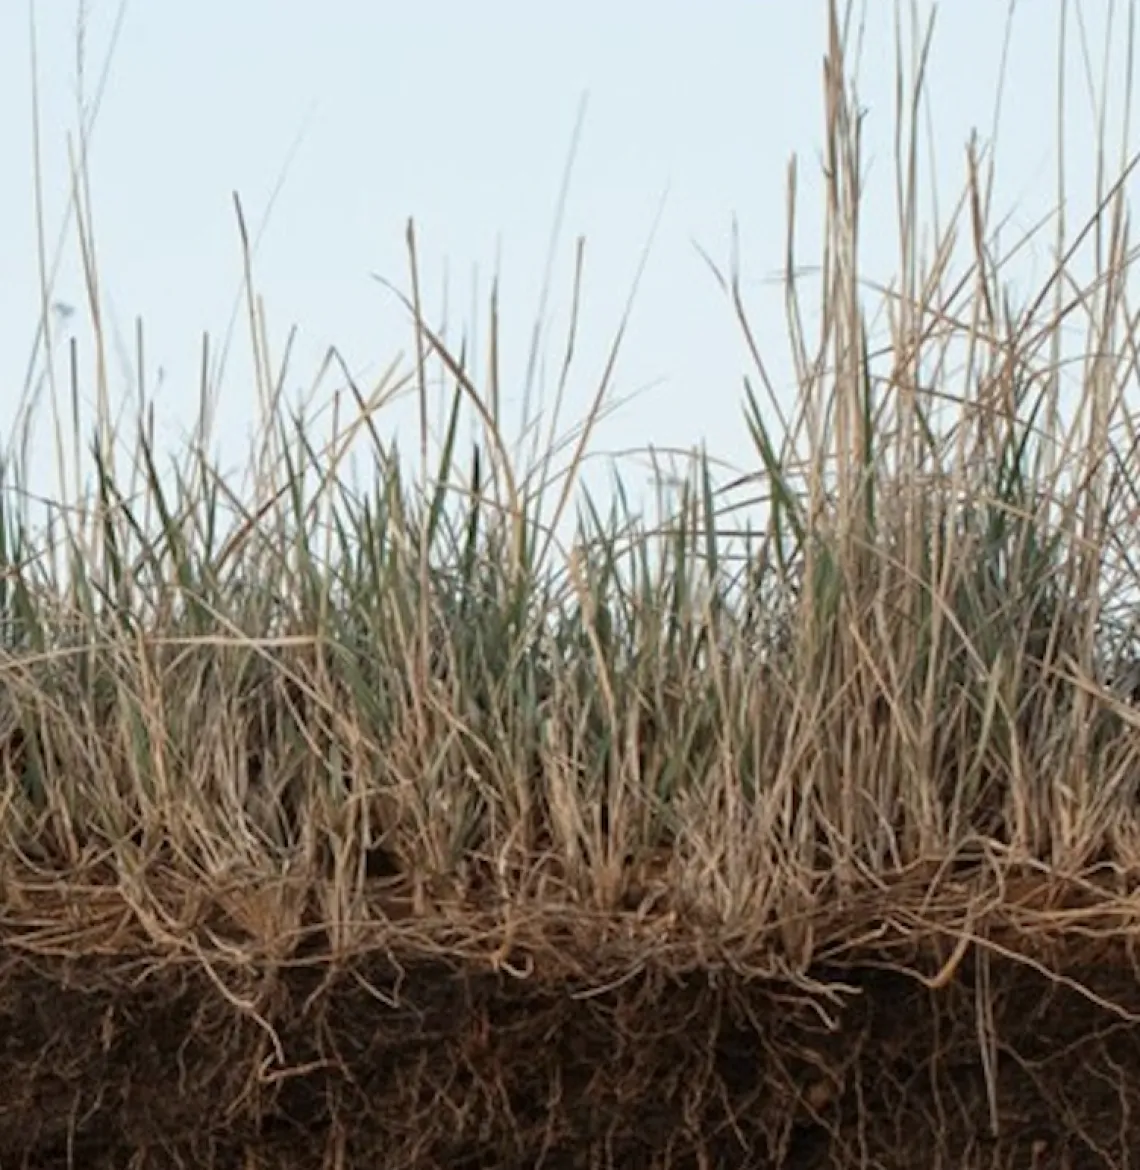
[{"xmin": 9, "ymin": 0, "xmax": 1140, "ymax": 1165}]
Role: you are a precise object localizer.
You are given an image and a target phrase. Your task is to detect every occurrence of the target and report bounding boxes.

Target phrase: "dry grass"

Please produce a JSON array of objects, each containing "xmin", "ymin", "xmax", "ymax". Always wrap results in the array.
[{"xmin": 7, "ymin": 1, "xmax": 1140, "ymax": 1166}]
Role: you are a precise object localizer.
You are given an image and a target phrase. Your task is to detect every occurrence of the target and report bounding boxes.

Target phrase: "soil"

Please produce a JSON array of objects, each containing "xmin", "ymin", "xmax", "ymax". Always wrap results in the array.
[{"xmin": 1, "ymin": 934, "xmax": 1137, "ymax": 1169}]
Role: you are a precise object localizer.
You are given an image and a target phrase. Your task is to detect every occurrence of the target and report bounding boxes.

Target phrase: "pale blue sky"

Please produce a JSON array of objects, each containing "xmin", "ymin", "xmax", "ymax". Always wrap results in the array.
[{"xmin": 0, "ymin": 1, "xmax": 1133, "ymax": 533}]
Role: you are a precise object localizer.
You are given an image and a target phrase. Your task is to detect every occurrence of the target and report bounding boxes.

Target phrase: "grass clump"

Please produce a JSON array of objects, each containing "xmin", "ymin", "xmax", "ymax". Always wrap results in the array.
[{"xmin": 6, "ymin": 2, "xmax": 1140, "ymax": 1167}]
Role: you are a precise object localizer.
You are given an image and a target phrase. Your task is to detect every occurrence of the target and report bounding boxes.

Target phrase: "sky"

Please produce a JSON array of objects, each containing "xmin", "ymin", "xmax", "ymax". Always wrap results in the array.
[{"xmin": 0, "ymin": 1, "xmax": 1136, "ymax": 551}]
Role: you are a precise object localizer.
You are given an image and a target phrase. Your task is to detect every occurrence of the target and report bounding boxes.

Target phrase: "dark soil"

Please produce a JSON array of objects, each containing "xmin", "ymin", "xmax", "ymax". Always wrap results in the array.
[{"xmin": 2, "ymin": 925, "xmax": 1138, "ymax": 1170}]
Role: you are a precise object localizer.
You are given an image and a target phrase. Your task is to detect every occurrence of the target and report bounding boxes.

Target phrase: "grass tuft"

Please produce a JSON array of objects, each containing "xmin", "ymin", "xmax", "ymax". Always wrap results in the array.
[{"xmin": 6, "ymin": 2, "xmax": 1140, "ymax": 942}]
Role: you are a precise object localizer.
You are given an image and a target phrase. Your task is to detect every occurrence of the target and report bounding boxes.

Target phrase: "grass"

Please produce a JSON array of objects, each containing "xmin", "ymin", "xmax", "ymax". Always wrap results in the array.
[{"xmin": 7, "ymin": 1, "xmax": 1140, "ymax": 1166}]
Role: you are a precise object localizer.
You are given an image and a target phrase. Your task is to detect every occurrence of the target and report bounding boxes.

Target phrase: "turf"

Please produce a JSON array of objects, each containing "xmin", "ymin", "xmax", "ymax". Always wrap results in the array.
[{"xmin": 5, "ymin": 1, "xmax": 1140, "ymax": 1166}]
